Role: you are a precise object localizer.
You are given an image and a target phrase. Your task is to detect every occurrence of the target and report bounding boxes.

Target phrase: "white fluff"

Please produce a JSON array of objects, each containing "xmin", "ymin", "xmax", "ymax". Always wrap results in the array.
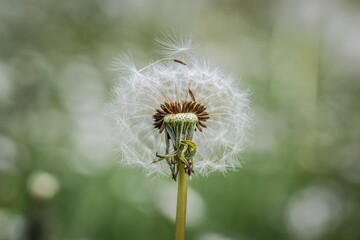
[{"xmin": 108, "ymin": 36, "xmax": 251, "ymax": 176}]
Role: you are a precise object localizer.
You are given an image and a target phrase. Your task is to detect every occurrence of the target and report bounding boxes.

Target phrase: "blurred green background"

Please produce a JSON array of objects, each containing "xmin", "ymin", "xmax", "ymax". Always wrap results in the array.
[{"xmin": 1, "ymin": 0, "xmax": 360, "ymax": 239}]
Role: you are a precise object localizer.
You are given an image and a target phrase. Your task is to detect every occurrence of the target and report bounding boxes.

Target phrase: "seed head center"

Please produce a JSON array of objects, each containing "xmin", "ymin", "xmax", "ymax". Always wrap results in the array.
[{"xmin": 164, "ymin": 113, "xmax": 198, "ymax": 124}]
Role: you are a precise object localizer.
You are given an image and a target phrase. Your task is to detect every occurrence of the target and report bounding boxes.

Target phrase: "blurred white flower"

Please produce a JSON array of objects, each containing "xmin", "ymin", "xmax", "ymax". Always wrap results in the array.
[
  {"xmin": 28, "ymin": 171, "xmax": 60, "ymax": 200},
  {"xmin": 108, "ymin": 35, "xmax": 250, "ymax": 177}
]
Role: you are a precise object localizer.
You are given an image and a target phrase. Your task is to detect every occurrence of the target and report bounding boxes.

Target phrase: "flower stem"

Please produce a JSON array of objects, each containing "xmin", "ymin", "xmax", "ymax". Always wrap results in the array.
[{"xmin": 175, "ymin": 164, "xmax": 188, "ymax": 240}]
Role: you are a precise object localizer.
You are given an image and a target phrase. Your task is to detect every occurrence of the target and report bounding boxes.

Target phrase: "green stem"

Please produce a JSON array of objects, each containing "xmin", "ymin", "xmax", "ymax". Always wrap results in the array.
[{"xmin": 175, "ymin": 164, "xmax": 188, "ymax": 240}]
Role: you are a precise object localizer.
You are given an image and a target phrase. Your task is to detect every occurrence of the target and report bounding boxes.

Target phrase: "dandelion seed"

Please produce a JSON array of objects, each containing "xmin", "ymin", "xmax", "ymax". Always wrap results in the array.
[{"xmin": 155, "ymin": 30, "xmax": 197, "ymax": 57}]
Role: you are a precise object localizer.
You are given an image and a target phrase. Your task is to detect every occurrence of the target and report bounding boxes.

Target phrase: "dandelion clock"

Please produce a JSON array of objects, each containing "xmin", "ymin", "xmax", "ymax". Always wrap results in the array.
[{"xmin": 108, "ymin": 34, "xmax": 251, "ymax": 240}]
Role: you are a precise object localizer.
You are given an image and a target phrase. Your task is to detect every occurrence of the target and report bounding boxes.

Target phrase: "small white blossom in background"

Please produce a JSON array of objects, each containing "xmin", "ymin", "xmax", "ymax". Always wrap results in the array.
[
  {"xmin": 28, "ymin": 171, "xmax": 60, "ymax": 200},
  {"xmin": 108, "ymin": 34, "xmax": 251, "ymax": 177}
]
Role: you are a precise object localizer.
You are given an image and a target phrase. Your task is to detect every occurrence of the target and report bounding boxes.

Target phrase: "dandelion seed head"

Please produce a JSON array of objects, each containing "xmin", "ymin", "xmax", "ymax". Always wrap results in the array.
[{"xmin": 108, "ymin": 35, "xmax": 251, "ymax": 177}]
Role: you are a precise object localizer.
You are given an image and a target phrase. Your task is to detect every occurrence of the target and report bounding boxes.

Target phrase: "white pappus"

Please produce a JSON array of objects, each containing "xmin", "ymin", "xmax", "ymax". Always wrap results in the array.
[{"xmin": 108, "ymin": 35, "xmax": 251, "ymax": 178}]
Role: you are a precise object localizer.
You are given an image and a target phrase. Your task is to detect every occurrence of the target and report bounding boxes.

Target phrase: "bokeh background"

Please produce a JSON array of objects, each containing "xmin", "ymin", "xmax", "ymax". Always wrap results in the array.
[{"xmin": 1, "ymin": 0, "xmax": 360, "ymax": 239}]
